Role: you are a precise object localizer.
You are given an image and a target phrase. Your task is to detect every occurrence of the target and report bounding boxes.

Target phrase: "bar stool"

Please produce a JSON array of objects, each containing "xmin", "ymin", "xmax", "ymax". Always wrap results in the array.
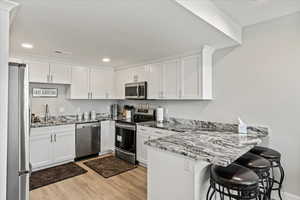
[
  {"xmin": 250, "ymin": 146, "xmax": 284, "ymax": 200},
  {"xmin": 207, "ymin": 163, "xmax": 260, "ymax": 200},
  {"xmin": 235, "ymin": 152, "xmax": 272, "ymax": 200}
]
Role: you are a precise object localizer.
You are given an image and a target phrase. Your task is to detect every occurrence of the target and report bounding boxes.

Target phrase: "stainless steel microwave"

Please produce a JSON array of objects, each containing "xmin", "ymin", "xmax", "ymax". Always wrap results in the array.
[{"xmin": 125, "ymin": 82, "xmax": 147, "ymax": 100}]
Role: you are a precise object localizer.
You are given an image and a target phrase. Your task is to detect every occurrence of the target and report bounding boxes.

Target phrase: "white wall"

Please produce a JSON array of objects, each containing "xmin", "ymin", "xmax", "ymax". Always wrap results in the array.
[
  {"xmin": 0, "ymin": 7, "xmax": 10, "ymax": 200},
  {"xmin": 123, "ymin": 12, "xmax": 300, "ymax": 196},
  {"xmin": 30, "ymin": 83, "xmax": 115, "ymax": 116}
]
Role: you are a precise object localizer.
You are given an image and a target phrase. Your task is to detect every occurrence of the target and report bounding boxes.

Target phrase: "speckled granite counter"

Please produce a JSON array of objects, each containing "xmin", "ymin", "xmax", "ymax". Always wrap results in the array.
[
  {"xmin": 31, "ymin": 114, "xmax": 111, "ymax": 128},
  {"xmin": 141, "ymin": 118, "xmax": 269, "ymax": 167}
]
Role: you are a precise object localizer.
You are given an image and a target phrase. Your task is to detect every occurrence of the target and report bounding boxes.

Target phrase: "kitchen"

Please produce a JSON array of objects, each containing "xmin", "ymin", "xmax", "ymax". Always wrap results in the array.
[{"xmin": 1, "ymin": 1, "xmax": 300, "ymax": 200}]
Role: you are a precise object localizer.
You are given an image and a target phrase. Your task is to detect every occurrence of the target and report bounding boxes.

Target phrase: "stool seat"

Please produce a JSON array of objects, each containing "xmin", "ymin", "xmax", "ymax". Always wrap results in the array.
[
  {"xmin": 235, "ymin": 152, "xmax": 271, "ymax": 171},
  {"xmin": 250, "ymin": 146, "xmax": 281, "ymax": 160},
  {"xmin": 211, "ymin": 163, "xmax": 259, "ymax": 189}
]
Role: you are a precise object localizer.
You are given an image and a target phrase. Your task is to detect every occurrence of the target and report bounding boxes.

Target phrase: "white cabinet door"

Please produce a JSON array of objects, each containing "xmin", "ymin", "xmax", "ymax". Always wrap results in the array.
[
  {"xmin": 131, "ymin": 65, "xmax": 148, "ymax": 82},
  {"xmin": 148, "ymin": 63, "xmax": 163, "ymax": 99},
  {"xmin": 114, "ymin": 69, "xmax": 132, "ymax": 99},
  {"xmin": 114, "ymin": 70, "xmax": 125, "ymax": 99},
  {"xmin": 28, "ymin": 62, "xmax": 50, "ymax": 83},
  {"xmin": 101, "ymin": 120, "xmax": 115, "ymax": 152},
  {"xmin": 30, "ymin": 133, "xmax": 52, "ymax": 170},
  {"xmin": 52, "ymin": 131, "xmax": 75, "ymax": 164},
  {"xmin": 50, "ymin": 64, "xmax": 71, "ymax": 84},
  {"xmin": 180, "ymin": 55, "xmax": 202, "ymax": 99},
  {"xmin": 108, "ymin": 121, "xmax": 115, "ymax": 150},
  {"xmin": 70, "ymin": 66, "xmax": 90, "ymax": 99},
  {"xmin": 162, "ymin": 60, "xmax": 180, "ymax": 99},
  {"xmin": 137, "ymin": 133, "xmax": 149, "ymax": 165},
  {"xmin": 90, "ymin": 68, "xmax": 114, "ymax": 99}
]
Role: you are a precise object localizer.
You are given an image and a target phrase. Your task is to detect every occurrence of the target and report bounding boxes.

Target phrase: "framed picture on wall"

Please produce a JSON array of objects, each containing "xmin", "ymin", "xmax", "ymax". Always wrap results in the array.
[{"xmin": 32, "ymin": 88, "xmax": 58, "ymax": 98}]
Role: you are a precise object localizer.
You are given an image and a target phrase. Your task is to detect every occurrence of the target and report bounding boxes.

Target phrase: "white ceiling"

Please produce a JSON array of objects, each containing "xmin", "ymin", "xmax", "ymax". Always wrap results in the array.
[
  {"xmin": 10, "ymin": 0, "xmax": 237, "ymax": 67},
  {"xmin": 212, "ymin": 0, "xmax": 300, "ymax": 26},
  {"xmin": 10, "ymin": 0, "xmax": 300, "ymax": 67}
]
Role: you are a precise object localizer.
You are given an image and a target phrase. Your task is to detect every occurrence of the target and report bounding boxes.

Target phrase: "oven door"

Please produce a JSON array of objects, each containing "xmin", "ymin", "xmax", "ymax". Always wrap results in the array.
[{"xmin": 115, "ymin": 123, "xmax": 136, "ymax": 153}]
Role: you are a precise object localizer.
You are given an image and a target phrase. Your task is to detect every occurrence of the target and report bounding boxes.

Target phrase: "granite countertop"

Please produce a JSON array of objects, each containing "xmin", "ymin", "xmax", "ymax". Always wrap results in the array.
[
  {"xmin": 31, "ymin": 114, "xmax": 111, "ymax": 128},
  {"xmin": 142, "ymin": 118, "xmax": 269, "ymax": 167}
]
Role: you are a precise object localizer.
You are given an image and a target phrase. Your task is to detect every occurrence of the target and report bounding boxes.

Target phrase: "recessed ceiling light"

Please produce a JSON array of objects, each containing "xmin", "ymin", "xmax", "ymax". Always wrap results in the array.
[
  {"xmin": 102, "ymin": 57, "xmax": 111, "ymax": 63},
  {"xmin": 21, "ymin": 43, "xmax": 33, "ymax": 49}
]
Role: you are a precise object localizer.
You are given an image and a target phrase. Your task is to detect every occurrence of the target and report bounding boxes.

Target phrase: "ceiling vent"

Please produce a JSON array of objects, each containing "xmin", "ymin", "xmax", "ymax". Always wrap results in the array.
[{"xmin": 53, "ymin": 50, "xmax": 72, "ymax": 55}]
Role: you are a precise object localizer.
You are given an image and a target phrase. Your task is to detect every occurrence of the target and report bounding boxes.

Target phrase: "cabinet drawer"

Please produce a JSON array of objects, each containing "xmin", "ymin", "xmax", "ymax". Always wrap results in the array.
[
  {"xmin": 51, "ymin": 124, "xmax": 75, "ymax": 133},
  {"xmin": 31, "ymin": 124, "xmax": 75, "ymax": 137},
  {"xmin": 30, "ymin": 126, "xmax": 52, "ymax": 137}
]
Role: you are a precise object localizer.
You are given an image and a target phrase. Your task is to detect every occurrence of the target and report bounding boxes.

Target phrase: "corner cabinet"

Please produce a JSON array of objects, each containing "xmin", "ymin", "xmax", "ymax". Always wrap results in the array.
[
  {"xmin": 30, "ymin": 125, "xmax": 75, "ymax": 171},
  {"xmin": 69, "ymin": 67, "xmax": 115, "ymax": 100}
]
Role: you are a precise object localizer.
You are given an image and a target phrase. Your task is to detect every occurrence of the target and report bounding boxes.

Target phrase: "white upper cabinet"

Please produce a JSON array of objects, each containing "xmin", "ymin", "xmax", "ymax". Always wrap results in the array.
[
  {"xmin": 114, "ymin": 68, "xmax": 134, "ymax": 99},
  {"xmin": 69, "ymin": 67, "xmax": 115, "ymax": 99},
  {"xmin": 90, "ymin": 68, "xmax": 114, "ymax": 99},
  {"xmin": 180, "ymin": 55, "xmax": 202, "ymax": 99},
  {"xmin": 69, "ymin": 66, "xmax": 90, "ymax": 99},
  {"xmin": 114, "ymin": 70, "xmax": 126, "ymax": 99},
  {"xmin": 28, "ymin": 61, "xmax": 71, "ymax": 84},
  {"xmin": 148, "ymin": 63, "xmax": 163, "ymax": 99},
  {"xmin": 131, "ymin": 65, "xmax": 149, "ymax": 82},
  {"xmin": 180, "ymin": 46, "xmax": 214, "ymax": 100},
  {"xmin": 162, "ymin": 60, "xmax": 180, "ymax": 99},
  {"xmin": 148, "ymin": 60, "xmax": 180, "ymax": 100},
  {"xmin": 28, "ymin": 61, "xmax": 50, "ymax": 83},
  {"xmin": 147, "ymin": 49, "xmax": 213, "ymax": 100},
  {"xmin": 50, "ymin": 64, "xmax": 71, "ymax": 84}
]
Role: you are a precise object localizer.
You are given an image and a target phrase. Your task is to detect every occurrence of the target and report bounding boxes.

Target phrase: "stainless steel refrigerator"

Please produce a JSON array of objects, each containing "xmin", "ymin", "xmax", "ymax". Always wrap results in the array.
[{"xmin": 6, "ymin": 62, "xmax": 30, "ymax": 200}]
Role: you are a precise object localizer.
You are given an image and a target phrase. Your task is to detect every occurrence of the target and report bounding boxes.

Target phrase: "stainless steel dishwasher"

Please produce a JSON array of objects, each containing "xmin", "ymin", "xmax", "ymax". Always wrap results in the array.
[{"xmin": 75, "ymin": 122, "xmax": 101, "ymax": 159}]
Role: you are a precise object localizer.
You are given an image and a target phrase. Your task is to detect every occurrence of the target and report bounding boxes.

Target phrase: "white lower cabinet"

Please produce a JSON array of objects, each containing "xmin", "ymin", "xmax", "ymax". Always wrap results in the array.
[
  {"xmin": 30, "ymin": 132, "xmax": 53, "ymax": 169},
  {"xmin": 101, "ymin": 120, "xmax": 115, "ymax": 153},
  {"xmin": 30, "ymin": 125, "xmax": 75, "ymax": 171},
  {"xmin": 136, "ymin": 125, "xmax": 176, "ymax": 166},
  {"xmin": 52, "ymin": 130, "xmax": 76, "ymax": 163}
]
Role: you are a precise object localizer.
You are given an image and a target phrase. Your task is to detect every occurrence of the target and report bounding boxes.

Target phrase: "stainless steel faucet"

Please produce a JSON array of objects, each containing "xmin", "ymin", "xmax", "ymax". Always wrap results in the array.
[{"xmin": 45, "ymin": 104, "xmax": 50, "ymax": 122}]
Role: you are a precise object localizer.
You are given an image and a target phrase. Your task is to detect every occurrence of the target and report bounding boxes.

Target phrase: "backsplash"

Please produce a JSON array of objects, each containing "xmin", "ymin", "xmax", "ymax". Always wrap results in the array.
[{"xmin": 30, "ymin": 83, "xmax": 116, "ymax": 116}]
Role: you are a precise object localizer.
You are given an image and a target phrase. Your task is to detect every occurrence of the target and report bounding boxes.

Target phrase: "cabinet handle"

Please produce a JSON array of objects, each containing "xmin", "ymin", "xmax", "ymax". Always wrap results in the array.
[
  {"xmin": 50, "ymin": 135, "xmax": 53, "ymax": 142},
  {"xmin": 91, "ymin": 92, "xmax": 93, "ymax": 99},
  {"xmin": 54, "ymin": 134, "xmax": 57, "ymax": 142},
  {"xmin": 51, "ymin": 75, "xmax": 53, "ymax": 82}
]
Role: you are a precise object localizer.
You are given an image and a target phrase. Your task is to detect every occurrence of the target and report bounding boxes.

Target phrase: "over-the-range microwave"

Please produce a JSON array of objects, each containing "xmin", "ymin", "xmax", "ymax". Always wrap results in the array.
[{"xmin": 125, "ymin": 82, "xmax": 147, "ymax": 100}]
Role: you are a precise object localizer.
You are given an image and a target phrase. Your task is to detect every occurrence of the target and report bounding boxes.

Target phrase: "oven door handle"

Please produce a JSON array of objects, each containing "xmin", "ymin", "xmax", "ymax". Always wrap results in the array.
[{"xmin": 116, "ymin": 123, "xmax": 136, "ymax": 131}]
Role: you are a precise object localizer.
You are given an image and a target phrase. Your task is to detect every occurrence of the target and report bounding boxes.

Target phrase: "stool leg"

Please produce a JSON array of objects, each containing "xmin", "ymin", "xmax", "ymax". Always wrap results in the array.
[
  {"xmin": 206, "ymin": 185, "xmax": 212, "ymax": 200},
  {"xmin": 278, "ymin": 161, "xmax": 285, "ymax": 200}
]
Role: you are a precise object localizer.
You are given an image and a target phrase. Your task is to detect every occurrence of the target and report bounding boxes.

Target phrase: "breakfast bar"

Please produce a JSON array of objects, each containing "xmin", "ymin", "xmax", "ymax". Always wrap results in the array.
[{"xmin": 142, "ymin": 120, "xmax": 269, "ymax": 200}]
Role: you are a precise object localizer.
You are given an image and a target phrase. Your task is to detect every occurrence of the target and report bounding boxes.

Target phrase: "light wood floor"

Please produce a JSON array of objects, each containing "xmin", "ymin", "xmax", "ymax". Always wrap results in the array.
[{"xmin": 30, "ymin": 154, "xmax": 147, "ymax": 200}]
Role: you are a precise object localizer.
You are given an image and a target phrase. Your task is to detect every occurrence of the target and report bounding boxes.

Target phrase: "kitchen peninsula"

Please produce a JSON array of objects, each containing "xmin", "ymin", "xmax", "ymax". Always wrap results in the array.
[{"xmin": 140, "ymin": 119, "xmax": 269, "ymax": 200}]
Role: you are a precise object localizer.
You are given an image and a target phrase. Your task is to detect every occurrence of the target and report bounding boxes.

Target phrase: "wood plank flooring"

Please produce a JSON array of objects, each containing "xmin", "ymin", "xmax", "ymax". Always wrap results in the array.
[{"xmin": 30, "ymin": 154, "xmax": 147, "ymax": 200}]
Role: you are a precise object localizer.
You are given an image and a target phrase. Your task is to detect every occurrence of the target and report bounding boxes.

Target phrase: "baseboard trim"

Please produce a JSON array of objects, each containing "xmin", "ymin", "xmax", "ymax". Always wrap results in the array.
[{"xmin": 285, "ymin": 192, "xmax": 300, "ymax": 200}]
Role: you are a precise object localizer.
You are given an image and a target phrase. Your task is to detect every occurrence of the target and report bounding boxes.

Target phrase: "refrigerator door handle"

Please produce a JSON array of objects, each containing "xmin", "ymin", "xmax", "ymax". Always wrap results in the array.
[{"xmin": 18, "ymin": 170, "xmax": 30, "ymax": 176}]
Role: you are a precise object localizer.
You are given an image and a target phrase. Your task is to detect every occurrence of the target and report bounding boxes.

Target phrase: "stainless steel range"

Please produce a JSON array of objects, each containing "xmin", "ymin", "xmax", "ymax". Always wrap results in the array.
[{"xmin": 115, "ymin": 110, "xmax": 154, "ymax": 164}]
